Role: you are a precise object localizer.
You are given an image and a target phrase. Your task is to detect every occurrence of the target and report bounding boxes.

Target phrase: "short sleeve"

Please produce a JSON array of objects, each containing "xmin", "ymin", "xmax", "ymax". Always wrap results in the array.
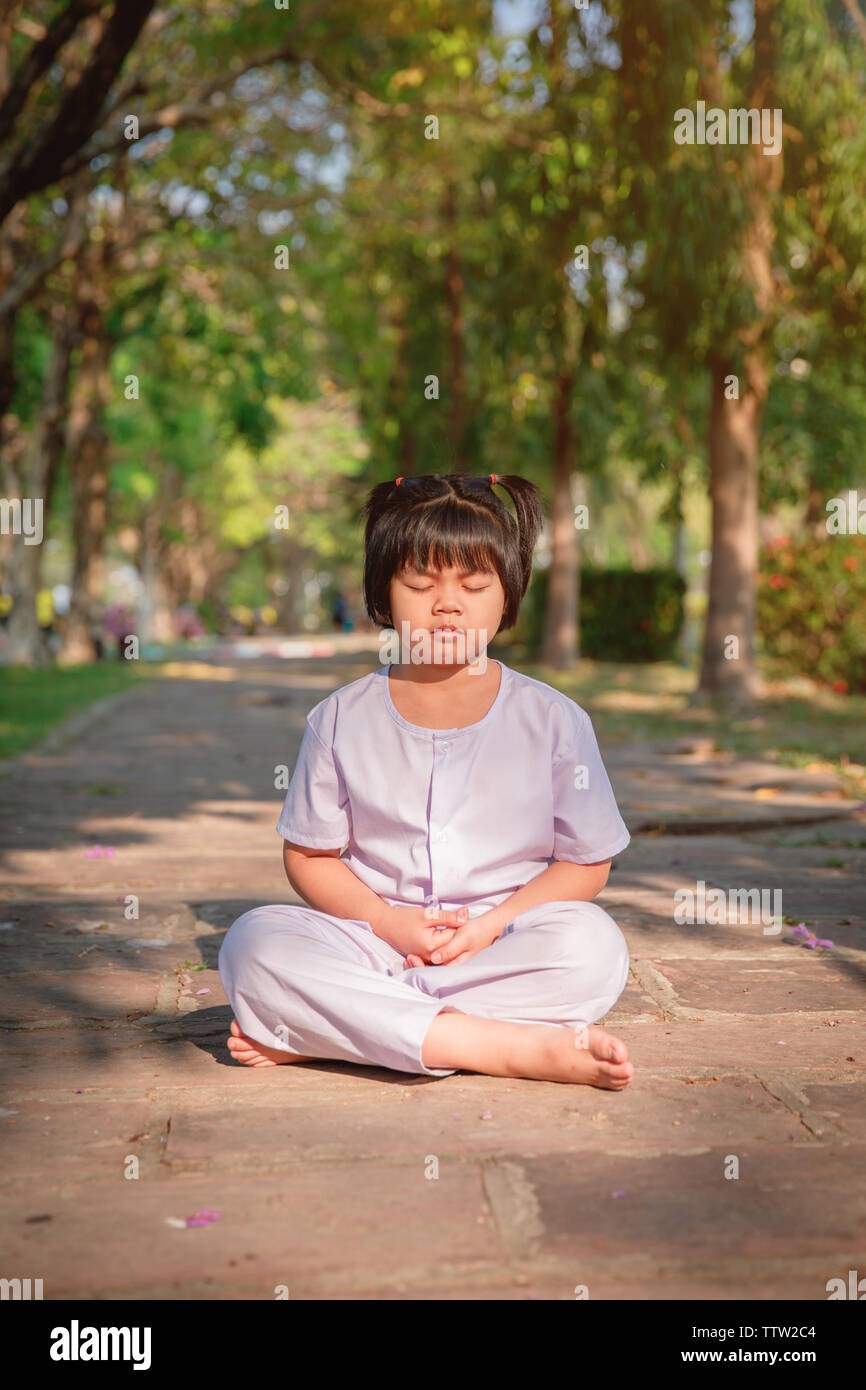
[
  {"xmin": 551, "ymin": 703, "xmax": 630, "ymax": 864},
  {"xmin": 276, "ymin": 720, "xmax": 350, "ymax": 850}
]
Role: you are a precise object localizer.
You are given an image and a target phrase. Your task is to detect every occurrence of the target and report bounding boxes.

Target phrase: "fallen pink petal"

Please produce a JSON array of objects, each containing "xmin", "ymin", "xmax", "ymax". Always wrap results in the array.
[
  {"xmin": 816, "ymin": 939, "xmax": 835, "ymax": 949},
  {"xmin": 185, "ymin": 1207, "xmax": 221, "ymax": 1227},
  {"xmin": 195, "ymin": 988, "xmax": 210, "ymax": 995}
]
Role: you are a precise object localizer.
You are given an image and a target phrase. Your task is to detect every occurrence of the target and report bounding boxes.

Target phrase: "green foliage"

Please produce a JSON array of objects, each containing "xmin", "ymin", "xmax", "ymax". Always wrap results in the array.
[
  {"xmin": 514, "ymin": 566, "xmax": 686, "ymax": 662},
  {"xmin": 757, "ymin": 535, "xmax": 866, "ymax": 692},
  {"xmin": 6, "ymin": 0, "xmax": 866, "ymax": 661}
]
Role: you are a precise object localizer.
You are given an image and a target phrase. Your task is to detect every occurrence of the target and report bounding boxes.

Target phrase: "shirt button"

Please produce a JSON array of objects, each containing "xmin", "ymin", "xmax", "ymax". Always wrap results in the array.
[{"xmin": 434, "ymin": 829, "xmax": 448, "ymax": 842}]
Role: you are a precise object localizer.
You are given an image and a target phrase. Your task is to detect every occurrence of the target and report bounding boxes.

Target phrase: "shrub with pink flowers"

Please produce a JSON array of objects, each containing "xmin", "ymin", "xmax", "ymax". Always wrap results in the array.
[
  {"xmin": 757, "ymin": 535, "xmax": 866, "ymax": 692},
  {"xmin": 103, "ymin": 603, "xmax": 138, "ymax": 640},
  {"xmin": 172, "ymin": 604, "xmax": 206, "ymax": 640}
]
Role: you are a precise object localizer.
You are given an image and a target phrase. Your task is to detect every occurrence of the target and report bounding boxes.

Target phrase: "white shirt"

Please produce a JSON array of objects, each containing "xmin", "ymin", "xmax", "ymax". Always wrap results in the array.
[{"xmin": 276, "ymin": 658, "xmax": 631, "ymax": 916}]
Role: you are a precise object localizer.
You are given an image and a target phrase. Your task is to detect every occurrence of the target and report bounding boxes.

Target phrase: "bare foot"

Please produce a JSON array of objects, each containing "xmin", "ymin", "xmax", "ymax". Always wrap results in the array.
[
  {"xmin": 497, "ymin": 1017, "xmax": 633, "ymax": 1089},
  {"xmin": 422, "ymin": 1012, "xmax": 635, "ymax": 1088},
  {"xmin": 524, "ymin": 1023, "xmax": 634, "ymax": 1089},
  {"xmin": 226, "ymin": 1018, "xmax": 314, "ymax": 1068}
]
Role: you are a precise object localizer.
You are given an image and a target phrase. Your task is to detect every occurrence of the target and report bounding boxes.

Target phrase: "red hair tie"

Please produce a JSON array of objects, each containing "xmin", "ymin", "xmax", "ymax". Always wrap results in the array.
[
  {"xmin": 490, "ymin": 474, "xmax": 498, "ymax": 484},
  {"xmin": 395, "ymin": 476, "xmax": 404, "ymax": 485}
]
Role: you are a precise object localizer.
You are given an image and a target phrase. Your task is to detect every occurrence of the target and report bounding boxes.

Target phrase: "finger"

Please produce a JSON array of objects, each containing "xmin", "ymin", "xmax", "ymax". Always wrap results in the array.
[
  {"xmin": 426, "ymin": 925, "xmax": 457, "ymax": 943},
  {"xmin": 434, "ymin": 950, "xmax": 472, "ymax": 967},
  {"xmin": 430, "ymin": 930, "xmax": 474, "ymax": 964},
  {"xmin": 430, "ymin": 906, "xmax": 468, "ymax": 928}
]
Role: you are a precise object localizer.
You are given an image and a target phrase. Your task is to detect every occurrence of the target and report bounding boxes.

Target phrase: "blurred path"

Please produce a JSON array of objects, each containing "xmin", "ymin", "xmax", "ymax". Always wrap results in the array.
[{"xmin": 1, "ymin": 654, "xmax": 864, "ymax": 1300}]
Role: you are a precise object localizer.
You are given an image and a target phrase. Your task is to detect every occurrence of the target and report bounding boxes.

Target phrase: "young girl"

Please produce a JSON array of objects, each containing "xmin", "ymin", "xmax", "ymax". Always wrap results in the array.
[{"xmin": 219, "ymin": 473, "xmax": 634, "ymax": 1089}]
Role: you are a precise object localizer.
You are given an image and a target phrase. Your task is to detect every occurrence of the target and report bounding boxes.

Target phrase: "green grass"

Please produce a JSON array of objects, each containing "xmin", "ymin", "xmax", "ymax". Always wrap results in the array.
[
  {"xmin": 511, "ymin": 657, "xmax": 866, "ymax": 799},
  {"xmin": 0, "ymin": 661, "xmax": 158, "ymax": 759}
]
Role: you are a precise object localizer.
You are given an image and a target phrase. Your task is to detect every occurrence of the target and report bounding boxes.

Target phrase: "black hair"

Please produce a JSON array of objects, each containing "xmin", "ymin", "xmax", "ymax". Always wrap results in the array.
[{"xmin": 362, "ymin": 473, "xmax": 545, "ymax": 633}]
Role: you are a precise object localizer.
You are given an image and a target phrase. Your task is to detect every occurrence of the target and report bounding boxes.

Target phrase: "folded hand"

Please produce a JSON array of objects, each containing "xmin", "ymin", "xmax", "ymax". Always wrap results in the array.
[{"xmin": 404, "ymin": 908, "xmax": 503, "ymax": 969}]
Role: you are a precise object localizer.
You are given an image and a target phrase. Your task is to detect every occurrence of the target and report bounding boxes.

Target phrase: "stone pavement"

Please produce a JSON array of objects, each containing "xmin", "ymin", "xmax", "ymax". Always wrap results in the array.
[{"xmin": 1, "ymin": 653, "xmax": 865, "ymax": 1301}]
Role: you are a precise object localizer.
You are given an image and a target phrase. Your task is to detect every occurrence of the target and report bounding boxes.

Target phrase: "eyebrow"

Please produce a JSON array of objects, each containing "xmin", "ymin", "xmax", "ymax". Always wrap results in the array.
[{"xmin": 405, "ymin": 567, "xmax": 491, "ymax": 578}]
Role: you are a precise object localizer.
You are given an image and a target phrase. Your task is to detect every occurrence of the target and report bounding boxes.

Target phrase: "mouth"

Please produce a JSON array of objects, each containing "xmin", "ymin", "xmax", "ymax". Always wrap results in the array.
[{"xmin": 431, "ymin": 625, "xmax": 463, "ymax": 633}]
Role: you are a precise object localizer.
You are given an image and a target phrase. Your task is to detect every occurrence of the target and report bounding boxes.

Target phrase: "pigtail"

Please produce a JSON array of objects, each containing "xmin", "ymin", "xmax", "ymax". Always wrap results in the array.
[{"xmin": 488, "ymin": 475, "xmax": 545, "ymax": 600}]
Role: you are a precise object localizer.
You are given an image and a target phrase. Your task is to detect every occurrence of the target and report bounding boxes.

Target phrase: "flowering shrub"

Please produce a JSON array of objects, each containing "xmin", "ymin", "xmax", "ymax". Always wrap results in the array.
[
  {"xmin": 757, "ymin": 536, "xmax": 866, "ymax": 692},
  {"xmin": 172, "ymin": 604, "xmax": 206, "ymax": 639},
  {"xmin": 103, "ymin": 603, "xmax": 137, "ymax": 639}
]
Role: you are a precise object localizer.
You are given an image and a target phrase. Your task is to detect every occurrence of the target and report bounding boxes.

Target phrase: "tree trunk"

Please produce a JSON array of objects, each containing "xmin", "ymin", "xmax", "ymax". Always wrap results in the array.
[
  {"xmin": 697, "ymin": 0, "xmax": 782, "ymax": 700},
  {"xmin": 444, "ymin": 185, "xmax": 465, "ymax": 470},
  {"xmin": 698, "ymin": 354, "xmax": 764, "ymax": 697},
  {"xmin": 0, "ymin": 199, "xmax": 25, "ymax": 424},
  {"xmin": 541, "ymin": 366, "xmax": 579, "ymax": 667},
  {"xmin": 138, "ymin": 540, "xmax": 178, "ymax": 644},
  {"xmin": 4, "ymin": 302, "xmax": 75, "ymax": 665},
  {"xmin": 58, "ymin": 260, "xmax": 113, "ymax": 666},
  {"xmin": 137, "ymin": 465, "xmax": 183, "ymax": 644},
  {"xmin": 390, "ymin": 295, "xmax": 416, "ymax": 474}
]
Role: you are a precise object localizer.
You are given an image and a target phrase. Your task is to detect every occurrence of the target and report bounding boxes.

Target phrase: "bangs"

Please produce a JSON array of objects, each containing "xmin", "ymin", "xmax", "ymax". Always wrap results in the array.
[{"xmin": 392, "ymin": 498, "xmax": 504, "ymax": 578}]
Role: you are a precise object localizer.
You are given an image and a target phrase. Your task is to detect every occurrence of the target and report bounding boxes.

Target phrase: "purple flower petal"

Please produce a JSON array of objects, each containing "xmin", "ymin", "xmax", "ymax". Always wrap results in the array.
[
  {"xmin": 791, "ymin": 924, "xmax": 810, "ymax": 937},
  {"xmin": 195, "ymin": 988, "xmax": 210, "ymax": 995},
  {"xmin": 816, "ymin": 939, "xmax": 834, "ymax": 949}
]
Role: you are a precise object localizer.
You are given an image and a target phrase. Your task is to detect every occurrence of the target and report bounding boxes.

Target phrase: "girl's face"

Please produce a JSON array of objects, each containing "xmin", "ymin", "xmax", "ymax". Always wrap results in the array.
[{"xmin": 389, "ymin": 560, "xmax": 506, "ymax": 662}]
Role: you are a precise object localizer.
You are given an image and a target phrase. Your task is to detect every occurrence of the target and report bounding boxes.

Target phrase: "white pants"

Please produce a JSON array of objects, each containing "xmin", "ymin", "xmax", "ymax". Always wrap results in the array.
[{"xmin": 218, "ymin": 899, "xmax": 630, "ymax": 1078}]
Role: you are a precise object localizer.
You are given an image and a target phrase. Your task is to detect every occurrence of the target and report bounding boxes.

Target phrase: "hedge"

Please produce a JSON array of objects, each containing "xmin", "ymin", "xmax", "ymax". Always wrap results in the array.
[{"xmin": 512, "ymin": 566, "xmax": 686, "ymax": 662}]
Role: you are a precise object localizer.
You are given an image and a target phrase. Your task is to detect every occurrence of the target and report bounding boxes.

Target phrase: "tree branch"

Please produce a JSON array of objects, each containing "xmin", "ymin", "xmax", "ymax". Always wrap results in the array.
[
  {"xmin": 0, "ymin": 0, "xmax": 104, "ymax": 147},
  {"xmin": 0, "ymin": 0, "xmax": 157, "ymax": 224},
  {"xmin": 840, "ymin": 0, "xmax": 866, "ymax": 51},
  {"xmin": 0, "ymin": 166, "xmax": 93, "ymax": 317}
]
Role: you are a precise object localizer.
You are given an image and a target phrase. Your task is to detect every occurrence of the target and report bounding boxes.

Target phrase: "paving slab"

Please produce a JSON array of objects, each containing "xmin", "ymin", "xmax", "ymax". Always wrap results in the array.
[{"xmin": 521, "ymin": 1145, "xmax": 866, "ymax": 1263}]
